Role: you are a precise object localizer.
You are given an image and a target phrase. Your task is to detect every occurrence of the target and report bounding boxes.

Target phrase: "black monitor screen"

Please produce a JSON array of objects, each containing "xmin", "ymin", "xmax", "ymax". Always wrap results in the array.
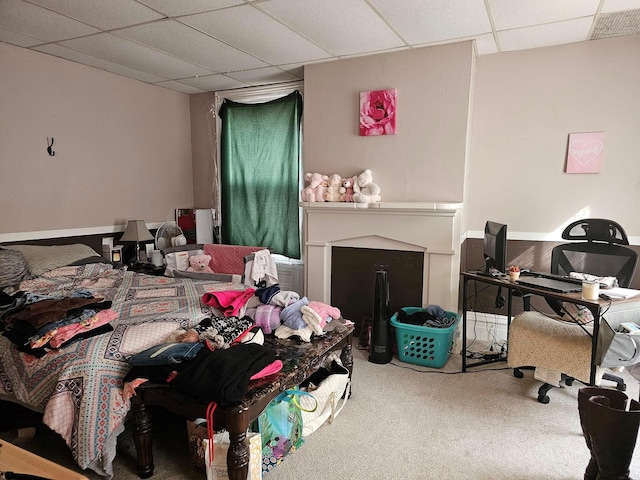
[{"xmin": 484, "ymin": 221, "xmax": 507, "ymax": 274}]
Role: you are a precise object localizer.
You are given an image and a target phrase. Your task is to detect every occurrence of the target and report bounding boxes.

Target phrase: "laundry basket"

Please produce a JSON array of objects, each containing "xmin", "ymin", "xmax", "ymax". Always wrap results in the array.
[{"xmin": 390, "ymin": 307, "xmax": 459, "ymax": 368}]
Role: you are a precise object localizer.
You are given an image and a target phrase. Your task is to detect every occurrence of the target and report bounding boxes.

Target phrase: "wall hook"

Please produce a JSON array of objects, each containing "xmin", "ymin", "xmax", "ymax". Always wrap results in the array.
[{"xmin": 47, "ymin": 137, "xmax": 55, "ymax": 156}]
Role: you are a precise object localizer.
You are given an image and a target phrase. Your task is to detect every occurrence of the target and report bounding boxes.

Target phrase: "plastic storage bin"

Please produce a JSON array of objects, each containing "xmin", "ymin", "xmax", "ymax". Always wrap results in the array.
[{"xmin": 390, "ymin": 307, "xmax": 460, "ymax": 368}]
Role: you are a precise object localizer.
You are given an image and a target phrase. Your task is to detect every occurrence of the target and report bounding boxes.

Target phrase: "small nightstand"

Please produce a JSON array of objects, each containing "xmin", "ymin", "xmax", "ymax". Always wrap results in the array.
[{"xmin": 129, "ymin": 262, "xmax": 166, "ymax": 276}]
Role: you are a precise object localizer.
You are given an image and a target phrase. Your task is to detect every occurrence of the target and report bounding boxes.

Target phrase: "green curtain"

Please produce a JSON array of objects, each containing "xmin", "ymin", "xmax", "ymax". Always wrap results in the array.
[{"xmin": 218, "ymin": 91, "xmax": 302, "ymax": 259}]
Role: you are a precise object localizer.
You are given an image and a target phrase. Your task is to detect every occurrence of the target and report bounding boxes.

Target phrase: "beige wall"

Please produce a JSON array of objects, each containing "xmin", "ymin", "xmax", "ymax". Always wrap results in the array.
[
  {"xmin": 189, "ymin": 92, "xmax": 216, "ymax": 209},
  {"xmin": 4, "ymin": 33, "xmax": 640, "ymax": 244},
  {"xmin": 468, "ymin": 34, "xmax": 640, "ymax": 240},
  {"xmin": 303, "ymin": 41, "xmax": 475, "ymax": 203},
  {"xmin": 0, "ymin": 42, "xmax": 193, "ymax": 239}
]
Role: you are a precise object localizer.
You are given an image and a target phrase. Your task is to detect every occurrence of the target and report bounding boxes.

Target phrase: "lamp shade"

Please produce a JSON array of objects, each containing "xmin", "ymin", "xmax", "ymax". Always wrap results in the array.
[{"xmin": 120, "ymin": 220, "xmax": 154, "ymax": 242}]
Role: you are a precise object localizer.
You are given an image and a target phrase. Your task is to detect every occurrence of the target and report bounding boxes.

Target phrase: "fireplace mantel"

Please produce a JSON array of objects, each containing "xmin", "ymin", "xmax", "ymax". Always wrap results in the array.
[
  {"xmin": 301, "ymin": 201, "xmax": 463, "ymax": 312},
  {"xmin": 300, "ymin": 201, "xmax": 463, "ymax": 212}
]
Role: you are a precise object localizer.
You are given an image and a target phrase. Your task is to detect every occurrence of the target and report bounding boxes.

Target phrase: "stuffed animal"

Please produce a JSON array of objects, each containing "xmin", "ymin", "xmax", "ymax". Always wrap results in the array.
[
  {"xmin": 352, "ymin": 169, "xmax": 381, "ymax": 203},
  {"xmin": 301, "ymin": 172, "xmax": 328, "ymax": 202},
  {"xmin": 339, "ymin": 176, "xmax": 355, "ymax": 202},
  {"xmin": 186, "ymin": 254, "xmax": 214, "ymax": 273},
  {"xmin": 324, "ymin": 173, "xmax": 343, "ymax": 202}
]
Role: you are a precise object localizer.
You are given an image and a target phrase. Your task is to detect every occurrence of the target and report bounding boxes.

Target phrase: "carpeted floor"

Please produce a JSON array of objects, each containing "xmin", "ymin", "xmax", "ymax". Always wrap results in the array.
[{"xmin": 3, "ymin": 344, "xmax": 640, "ymax": 480}]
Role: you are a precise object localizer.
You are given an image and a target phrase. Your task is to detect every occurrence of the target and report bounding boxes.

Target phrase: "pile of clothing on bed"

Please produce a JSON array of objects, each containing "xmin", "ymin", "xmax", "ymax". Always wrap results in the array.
[
  {"xmin": 205, "ymin": 282, "xmax": 349, "ymax": 341},
  {"xmin": 0, "ymin": 288, "xmax": 117, "ymax": 357}
]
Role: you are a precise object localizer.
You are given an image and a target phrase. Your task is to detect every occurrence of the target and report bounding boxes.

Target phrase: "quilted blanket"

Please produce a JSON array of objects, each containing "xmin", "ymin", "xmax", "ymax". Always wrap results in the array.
[{"xmin": 0, "ymin": 262, "xmax": 246, "ymax": 478}]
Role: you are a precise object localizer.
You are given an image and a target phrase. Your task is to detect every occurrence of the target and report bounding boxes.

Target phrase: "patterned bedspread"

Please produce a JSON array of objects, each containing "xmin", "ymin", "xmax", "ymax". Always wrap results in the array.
[{"xmin": 0, "ymin": 262, "xmax": 244, "ymax": 478}]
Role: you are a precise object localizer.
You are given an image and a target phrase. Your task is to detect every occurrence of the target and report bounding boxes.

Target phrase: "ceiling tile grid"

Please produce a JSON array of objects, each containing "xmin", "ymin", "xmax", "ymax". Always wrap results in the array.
[{"xmin": 0, "ymin": 0, "xmax": 639, "ymax": 93}]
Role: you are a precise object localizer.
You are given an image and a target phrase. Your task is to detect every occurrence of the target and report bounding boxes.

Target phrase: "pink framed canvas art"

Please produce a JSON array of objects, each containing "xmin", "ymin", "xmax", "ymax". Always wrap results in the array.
[
  {"xmin": 359, "ymin": 88, "xmax": 397, "ymax": 136},
  {"xmin": 566, "ymin": 132, "xmax": 605, "ymax": 174}
]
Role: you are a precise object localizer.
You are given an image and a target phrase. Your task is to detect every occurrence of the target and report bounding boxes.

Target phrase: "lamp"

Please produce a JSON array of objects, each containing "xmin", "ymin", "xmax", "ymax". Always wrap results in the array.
[{"xmin": 120, "ymin": 220, "xmax": 154, "ymax": 264}]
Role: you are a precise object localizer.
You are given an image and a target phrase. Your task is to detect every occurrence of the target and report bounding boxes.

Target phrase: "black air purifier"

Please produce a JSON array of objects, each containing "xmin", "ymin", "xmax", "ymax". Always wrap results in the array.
[{"xmin": 369, "ymin": 270, "xmax": 392, "ymax": 364}]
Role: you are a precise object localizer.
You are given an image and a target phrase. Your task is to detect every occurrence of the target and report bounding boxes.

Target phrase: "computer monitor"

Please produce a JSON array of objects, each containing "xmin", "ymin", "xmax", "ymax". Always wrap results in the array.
[{"xmin": 484, "ymin": 221, "xmax": 507, "ymax": 275}]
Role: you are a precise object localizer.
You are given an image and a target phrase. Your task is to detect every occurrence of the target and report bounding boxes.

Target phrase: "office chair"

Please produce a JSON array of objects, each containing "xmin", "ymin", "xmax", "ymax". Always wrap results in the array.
[{"xmin": 508, "ymin": 218, "xmax": 639, "ymax": 404}]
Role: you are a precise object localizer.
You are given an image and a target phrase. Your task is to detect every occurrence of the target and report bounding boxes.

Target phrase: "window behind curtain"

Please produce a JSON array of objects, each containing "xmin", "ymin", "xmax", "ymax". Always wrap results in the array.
[{"xmin": 218, "ymin": 90, "xmax": 302, "ymax": 259}]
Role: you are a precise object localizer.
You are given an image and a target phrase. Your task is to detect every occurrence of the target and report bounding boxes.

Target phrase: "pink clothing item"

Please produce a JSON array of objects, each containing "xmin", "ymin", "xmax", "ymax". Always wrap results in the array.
[
  {"xmin": 250, "ymin": 359, "xmax": 283, "ymax": 380},
  {"xmin": 253, "ymin": 304, "xmax": 282, "ymax": 334},
  {"xmin": 202, "ymin": 288, "xmax": 256, "ymax": 317},
  {"xmin": 48, "ymin": 309, "xmax": 118, "ymax": 349},
  {"xmin": 308, "ymin": 301, "xmax": 341, "ymax": 324},
  {"xmin": 122, "ymin": 378, "xmax": 149, "ymax": 404}
]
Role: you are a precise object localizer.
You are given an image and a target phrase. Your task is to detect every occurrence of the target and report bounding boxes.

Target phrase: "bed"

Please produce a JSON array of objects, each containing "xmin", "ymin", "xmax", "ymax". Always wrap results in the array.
[{"xmin": 0, "ymin": 242, "xmax": 349, "ymax": 478}]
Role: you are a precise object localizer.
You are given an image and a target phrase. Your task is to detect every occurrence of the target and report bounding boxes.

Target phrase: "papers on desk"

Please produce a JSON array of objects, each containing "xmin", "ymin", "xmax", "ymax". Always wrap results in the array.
[{"xmin": 603, "ymin": 287, "xmax": 640, "ymax": 299}]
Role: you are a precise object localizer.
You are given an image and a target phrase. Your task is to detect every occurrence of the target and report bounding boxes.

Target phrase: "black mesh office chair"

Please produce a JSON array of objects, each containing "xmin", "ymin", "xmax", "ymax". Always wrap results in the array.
[{"xmin": 509, "ymin": 218, "xmax": 639, "ymax": 403}]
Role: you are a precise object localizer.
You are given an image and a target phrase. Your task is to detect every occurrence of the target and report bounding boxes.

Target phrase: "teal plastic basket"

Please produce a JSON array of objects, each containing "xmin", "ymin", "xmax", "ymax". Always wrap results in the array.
[{"xmin": 390, "ymin": 307, "xmax": 459, "ymax": 368}]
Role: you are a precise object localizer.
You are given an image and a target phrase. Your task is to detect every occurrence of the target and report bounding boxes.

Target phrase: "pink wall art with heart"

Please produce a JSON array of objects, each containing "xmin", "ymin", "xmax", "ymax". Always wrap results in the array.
[{"xmin": 566, "ymin": 132, "xmax": 605, "ymax": 174}]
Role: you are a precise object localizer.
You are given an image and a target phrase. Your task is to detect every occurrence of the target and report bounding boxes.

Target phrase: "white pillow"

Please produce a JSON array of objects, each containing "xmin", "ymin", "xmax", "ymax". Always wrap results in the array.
[{"xmin": 3, "ymin": 244, "xmax": 100, "ymax": 276}]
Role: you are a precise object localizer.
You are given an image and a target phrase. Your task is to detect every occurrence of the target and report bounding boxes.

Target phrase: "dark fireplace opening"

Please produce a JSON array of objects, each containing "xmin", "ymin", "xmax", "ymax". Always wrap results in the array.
[{"xmin": 331, "ymin": 246, "xmax": 424, "ymax": 335}]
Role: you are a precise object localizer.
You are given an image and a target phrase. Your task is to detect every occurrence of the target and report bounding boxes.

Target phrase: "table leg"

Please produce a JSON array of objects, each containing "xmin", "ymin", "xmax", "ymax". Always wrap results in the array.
[
  {"xmin": 226, "ymin": 410, "xmax": 250, "ymax": 480},
  {"xmin": 462, "ymin": 276, "xmax": 468, "ymax": 372},
  {"xmin": 132, "ymin": 402, "xmax": 154, "ymax": 479},
  {"xmin": 341, "ymin": 336, "xmax": 354, "ymax": 376}
]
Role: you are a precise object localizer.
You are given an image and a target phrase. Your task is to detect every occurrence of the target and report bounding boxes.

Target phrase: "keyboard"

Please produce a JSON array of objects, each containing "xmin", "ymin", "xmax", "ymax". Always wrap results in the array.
[
  {"xmin": 528, "ymin": 271, "xmax": 608, "ymax": 288},
  {"xmin": 473, "ymin": 270, "xmax": 506, "ymax": 278}
]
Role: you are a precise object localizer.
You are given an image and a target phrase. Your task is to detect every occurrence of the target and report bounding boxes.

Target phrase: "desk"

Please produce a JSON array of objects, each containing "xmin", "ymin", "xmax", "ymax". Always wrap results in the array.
[
  {"xmin": 130, "ymin": 326, "xmax": 354, "ymax": 480},
  {"xmin": 461, "ymin": 271, "xmax": 640, "ymax": 385}
]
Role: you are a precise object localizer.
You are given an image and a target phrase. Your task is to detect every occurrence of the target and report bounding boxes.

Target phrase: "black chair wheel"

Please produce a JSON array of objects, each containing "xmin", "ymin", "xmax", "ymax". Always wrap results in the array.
[
  {"xmin": 538, "ymin": 394, "xmax": 550, "ymax": 404},
  {"xmin": 513, "ymin": 368, "xmax": 524, "ymax": 379},
  {"xmin": 617, "ymin": 383, "xmax": 627, "ymax": 392},
  {"xmin": 565, "ymin": 378, "xmax": 574, "ymax": 386}
]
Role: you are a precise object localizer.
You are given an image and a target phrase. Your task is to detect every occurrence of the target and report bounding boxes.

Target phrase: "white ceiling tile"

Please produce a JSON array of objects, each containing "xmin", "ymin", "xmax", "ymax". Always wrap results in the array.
[
  {"xmin": 136, "ymin": 0, "xmax": 244, "ymax": 17},
  {"xmin": 26, "ymin": 0, "xmax": 163, "ymax": 30},
  {"xmin": 114, "ymin": 19, "xmax": 268, "ymax": 73},
  {"xmin": 471, "ymin": 33, "xmax": 499, "ymax": 55},
  {"xmin": 0, "ymin": 26, "xmax": 43, "ymax": 47},
  {"xmin": 180, "ymin": 4, "xmax": 331, "ymax": 65},
  {"xmin": 225, "ymin": 66, "xmax": 300, "ymax": 85},
  {"xmin": 601, "ymin": 0, "xmax": 640, "ymax": 12},
  {"xmin": 179, "ymin": 73, "xmax": 248, "ymax": 91},
  {"xmin": 278, "ymin": 63, "xmax": 304, "ymax": 79},
  {"xmin": 58, "ymin": 33, "xmax": 215, "ymax": 79},
  {"xmin": 498, "ymin": 17, "xmax": 594, "ymax": 52},
  {"xmin": 33, "ymin": 43, "xmax": 167, "ymax": 83},
  {"xmin": 2, "ymin": 0, "xmax": 640, "ymax": 90},
  {"xmin": 152, "ymin": 80, "xmax": 207, "ymax": 94},
  {"xmin": 489, "ymin": 0, "xmax": 600, "ymax": 30},
  {"xmin": 0, "ymin": 0, "xmax": 99, "ymax": 42},
  {"xmin": 370, "ymin": 0, "xmax": 491, "ymax": 44},
  {"xmin": 258, "ymin": 0, "xmax": 404, "ymax": 56}
]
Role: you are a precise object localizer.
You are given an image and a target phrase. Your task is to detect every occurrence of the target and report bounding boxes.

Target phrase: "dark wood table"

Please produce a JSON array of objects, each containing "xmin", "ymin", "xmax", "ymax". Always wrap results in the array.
[{"xmin": 130, "ymin": 326, "xmax": 354, "ymax": 479}]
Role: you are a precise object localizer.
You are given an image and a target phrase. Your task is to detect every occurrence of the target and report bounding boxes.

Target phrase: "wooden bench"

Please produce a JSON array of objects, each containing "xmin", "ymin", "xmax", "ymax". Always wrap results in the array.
[{"xmin": 130, "ymin": 326, "xmax": 354, "ymax": 479}]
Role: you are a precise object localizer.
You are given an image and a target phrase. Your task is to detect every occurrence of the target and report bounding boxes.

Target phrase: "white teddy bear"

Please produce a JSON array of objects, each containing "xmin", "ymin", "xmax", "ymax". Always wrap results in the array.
[{"xmin": 352, "ymin": 169, "xmax": 381, "ymax": 203}]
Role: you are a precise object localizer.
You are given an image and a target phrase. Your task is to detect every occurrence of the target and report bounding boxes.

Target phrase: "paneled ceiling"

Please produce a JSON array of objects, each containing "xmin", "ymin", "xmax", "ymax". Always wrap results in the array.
[{"xmin": 2, "ymin": 0, "xmax": 640, "ymax": 94}]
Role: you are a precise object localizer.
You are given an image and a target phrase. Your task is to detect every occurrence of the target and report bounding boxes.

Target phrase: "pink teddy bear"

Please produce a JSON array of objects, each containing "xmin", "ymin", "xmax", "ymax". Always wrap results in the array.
[
  {"xmin": 186, "ymin": 254, "xmax": 214, "ymax": 273},
  {"xmin": 301, "ymin": 172, "xmax": 328, "ymax": 202},
  {"xmin": 339, "ymin": 176, "xmax": 355, "ymax": 202}
]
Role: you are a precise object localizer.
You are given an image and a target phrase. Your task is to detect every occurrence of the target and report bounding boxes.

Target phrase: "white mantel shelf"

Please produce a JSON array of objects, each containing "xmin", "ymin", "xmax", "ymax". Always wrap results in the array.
[{"xmin": 299, "ymin": 201, "xmax": 463, "ymax": 212}]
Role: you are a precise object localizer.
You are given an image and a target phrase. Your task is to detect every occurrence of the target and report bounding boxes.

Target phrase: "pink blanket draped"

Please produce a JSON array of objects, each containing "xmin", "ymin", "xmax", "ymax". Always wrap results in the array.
[{"xmin": 202, "ymin": 288, "xmax": 256, "ymax": 317}]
